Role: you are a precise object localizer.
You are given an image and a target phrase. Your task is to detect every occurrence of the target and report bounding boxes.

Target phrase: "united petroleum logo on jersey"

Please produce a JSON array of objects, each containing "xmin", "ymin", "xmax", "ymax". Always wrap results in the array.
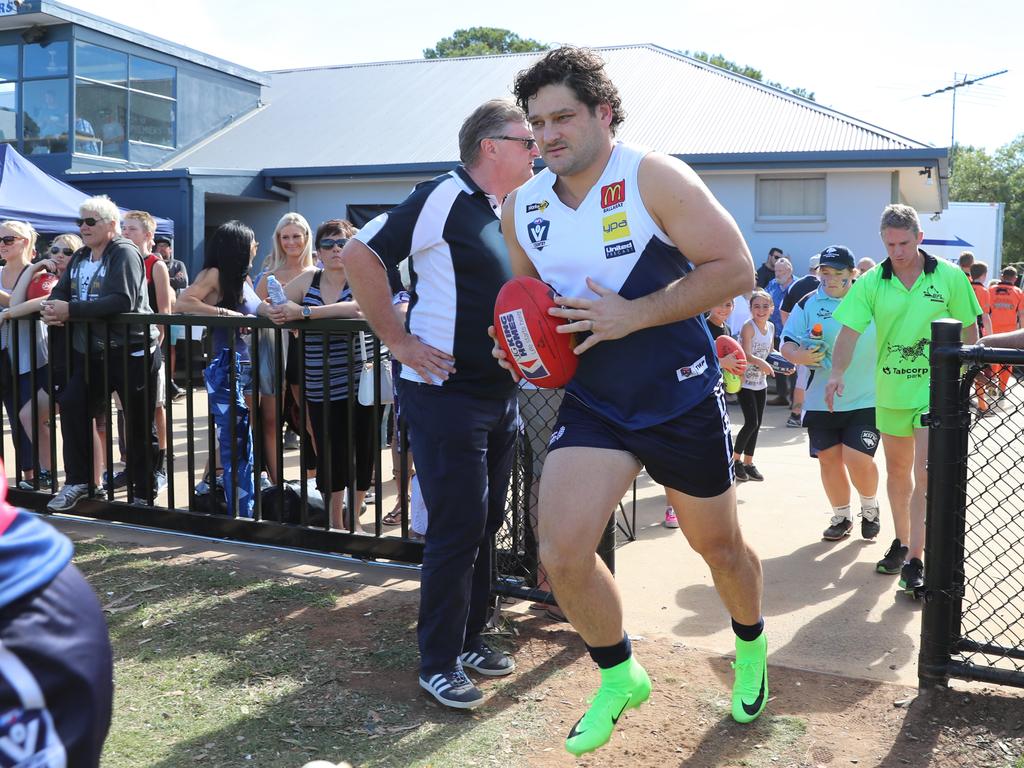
[
  {"xmin": 525, "ymin": 200, "xmax": 549, "ymax": 213},
  {"xmin": 602, "ymin": 212, "xmax": 631, "ymax": 242},
  {"xmin": 498, "ymin": 308, "xmax": 550, "ymax": 381},
  {"xmin": 600, "ymin": 179, "xmax": 626, "ymax": 211},
  {"xmin": 527, "ymin": 218, "xmax": 550, "ymax": 251}
]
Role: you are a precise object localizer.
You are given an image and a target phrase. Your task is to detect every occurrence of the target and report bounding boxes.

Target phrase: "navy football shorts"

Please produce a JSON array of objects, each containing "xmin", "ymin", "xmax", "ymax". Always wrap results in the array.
[
  {"xmin": 547, "ymin": 387, "xmax": 734, "ymax": 498},
  {"xmin": 0, "ymin": 563, "xmax": 113, "ymax": 767},
  {"xmin": 803, "ymin": 407, "xmax": 880, "ymax": 458}
]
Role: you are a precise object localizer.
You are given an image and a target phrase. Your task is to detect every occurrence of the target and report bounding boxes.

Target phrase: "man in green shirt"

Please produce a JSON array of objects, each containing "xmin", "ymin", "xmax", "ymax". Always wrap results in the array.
[{"xmin": 825, "ymin": 204, "xmax": 980, "ymax": 593}]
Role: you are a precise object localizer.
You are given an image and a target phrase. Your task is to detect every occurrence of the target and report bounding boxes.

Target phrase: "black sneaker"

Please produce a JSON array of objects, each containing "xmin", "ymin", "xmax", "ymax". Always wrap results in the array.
[
  {"xmin": 419, "ymin": 667, "xmax": 484, "ymax": 709},
  {"xmin": 899, "ymin": 558, "xmax": 925, "ymax": 591},
  {"xmin": 876, "ymin": 538, "xmax": 908, "ymax": 575},
  {"xmin": 860, "ymin": 506, "xmax": 881, "ymax": 539},
  {"xmin": 786, "ymin": 413, "xmax": 802, "ymax": 428},
  {"xmin": 733, "ymin": 460, "xmax": 748, "ymax": 482},
  {"xmin": 744, "ymin": 464, "xmax": 764, "ymax": 481},
  {"xmin": 460, "ymin": 636, "xmax": 515, "ymax": 677},
  {"xmin": 169, "ymin": 381, "xmax": 186, "ymax": 401},
  {"xmin": 822, "ymin": 515, "xmax": 852, "ymax": 541}
]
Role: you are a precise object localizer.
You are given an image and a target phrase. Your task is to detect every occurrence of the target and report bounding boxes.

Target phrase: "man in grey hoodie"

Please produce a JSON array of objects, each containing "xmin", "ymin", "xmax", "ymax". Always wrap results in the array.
[{"xmin": 42, "ymin": 195, "xmax": 159, "ymax": 511}]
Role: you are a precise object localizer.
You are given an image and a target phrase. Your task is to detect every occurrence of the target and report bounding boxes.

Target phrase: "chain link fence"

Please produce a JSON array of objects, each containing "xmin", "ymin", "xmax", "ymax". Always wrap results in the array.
[{"xmin": 921, "ymin": 320, "xmax": 1024, "ymax": 690}]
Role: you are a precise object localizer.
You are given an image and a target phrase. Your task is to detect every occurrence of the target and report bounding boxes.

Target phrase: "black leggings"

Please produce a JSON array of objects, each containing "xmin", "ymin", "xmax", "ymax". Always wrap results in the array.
[
  {"xmin": 307, "ymin": 398, "xmax": 379, "ymax": 493},
  {"xmin": 734, "ymin": 388, "xmax": 766, "ymax": 457}
]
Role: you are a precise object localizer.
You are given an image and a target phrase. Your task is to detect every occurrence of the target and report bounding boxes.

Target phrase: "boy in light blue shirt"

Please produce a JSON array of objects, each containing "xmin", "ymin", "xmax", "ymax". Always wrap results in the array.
[{"xmin": 781, "ymin": 246, "xmax": 882, "ymax": 542}]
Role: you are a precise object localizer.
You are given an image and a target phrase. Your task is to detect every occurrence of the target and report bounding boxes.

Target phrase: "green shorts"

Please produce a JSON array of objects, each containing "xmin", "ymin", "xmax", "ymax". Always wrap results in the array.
[{"xmin": 875, "ymin": 405, "xmax": 928, "ymax": 437}]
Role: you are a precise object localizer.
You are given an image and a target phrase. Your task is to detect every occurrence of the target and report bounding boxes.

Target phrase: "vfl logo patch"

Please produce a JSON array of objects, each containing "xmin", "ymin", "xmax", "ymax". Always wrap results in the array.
[
  {"xmin": 525, "ymin": 201, "xmax": 549, "ymax": 213},
  {"xmin": 602, "ymin": 212, "xmax": 631, "ymax": 242},
  {"xmin": 0, "ymin": 706, "xmax": 64, "ymax": 765},
  {"xmin": 527, "ymin": 218, "xmax": 550, "ymax": 251},
  {"xmin": 604, "ymin": 240, "xmax": 636, "ymax": 259},
  {"xmin": 600, "ymin": 180, "xmax": 626, "ymax": 210},
  {"xmin": 861, "ymin": 429, "xmax": 879, "ymax": 450},
  {"xmin": 548, "ymin": 426, "xmax": 565, "ymax": 446},
  {"xmin": 922, "ymin": 285, "xmax": 945, "ymax": 303},
  {"xmin": 498, "ymin": 309, "xmax": 549, "ymax": 381},
  {"xmin": 676, "ymin": 356, "xmax": 708, "ymax": 382}
]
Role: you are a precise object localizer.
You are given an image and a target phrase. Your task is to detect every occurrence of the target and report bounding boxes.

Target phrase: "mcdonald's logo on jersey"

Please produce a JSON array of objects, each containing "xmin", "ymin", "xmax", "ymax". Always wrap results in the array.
[{"xmin": 600, "ymin": 180, "xmax": 626, "ymax": 211}]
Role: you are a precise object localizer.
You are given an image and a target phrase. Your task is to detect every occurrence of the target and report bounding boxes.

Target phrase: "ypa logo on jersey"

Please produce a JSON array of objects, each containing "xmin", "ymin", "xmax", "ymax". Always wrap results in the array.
[
  {"xmin": 498, "ymin": 309, "xmax": 550, "ymax": 380},
  {"xmin": 602, "ymin": 212, "xmax": 631, "ymax": 242},
  {"xmin": 525, "ymin": 201, "xmax": 549, "ymax": 213},
  {"xmin": 600, "ymin": 180, "xmax": 626, "ymax": 211},
  {"xmin": 527, "ymin": 218, "xmax": 550, "ymax": 250},
  {"xmin": 675, "ymin": 355, "xmax": 708, "ymax": 382}
]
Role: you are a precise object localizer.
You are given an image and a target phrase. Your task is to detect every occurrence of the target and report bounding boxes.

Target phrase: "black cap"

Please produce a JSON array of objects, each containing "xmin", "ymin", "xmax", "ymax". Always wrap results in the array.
[
  {"xmin": 154, "ymin": 235, "xmax": 172, "ymax": 246},
  {"xmin": 818, "ymin": 245, "xmax": 855, "ymax": 270}
]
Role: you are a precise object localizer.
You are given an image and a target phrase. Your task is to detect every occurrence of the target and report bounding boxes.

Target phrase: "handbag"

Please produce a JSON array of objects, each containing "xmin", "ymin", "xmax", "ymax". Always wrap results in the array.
[{"xmin": 357, "ymin": 331, "xmax": 394, "ymax": 406}]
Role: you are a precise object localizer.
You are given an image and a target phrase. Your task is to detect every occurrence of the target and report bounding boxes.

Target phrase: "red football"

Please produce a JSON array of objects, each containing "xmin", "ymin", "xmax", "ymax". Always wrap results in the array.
[
  {"xmin": 26, "ymin": 271, "xmax": 58, "ymax": 301},
  {"xmin": 715, "ymin": 334, "xmax": 746, "ymax": 361},
  {"xmin": 493, "ymin": 276, "xmax": 578, "ymax": 389}
]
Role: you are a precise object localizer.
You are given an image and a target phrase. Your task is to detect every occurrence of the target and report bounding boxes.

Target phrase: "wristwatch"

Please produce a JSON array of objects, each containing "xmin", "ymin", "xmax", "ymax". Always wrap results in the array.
[{"xmin": 301, "ymin": 306, "xmax": 312, "ymax": 319}]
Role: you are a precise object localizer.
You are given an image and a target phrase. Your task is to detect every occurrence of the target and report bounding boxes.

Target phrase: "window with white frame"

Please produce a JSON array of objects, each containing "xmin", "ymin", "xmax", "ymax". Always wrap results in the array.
[{"xmin": 756, "ymin": 175, "xmax": 826, "ymax": 221}]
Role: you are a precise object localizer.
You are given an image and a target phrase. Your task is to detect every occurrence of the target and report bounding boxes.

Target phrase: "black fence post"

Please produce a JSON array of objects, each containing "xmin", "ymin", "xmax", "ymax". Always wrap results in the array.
[{"xmin": 919, "ymin": 318, "xmax": 965, "ymax": 690}]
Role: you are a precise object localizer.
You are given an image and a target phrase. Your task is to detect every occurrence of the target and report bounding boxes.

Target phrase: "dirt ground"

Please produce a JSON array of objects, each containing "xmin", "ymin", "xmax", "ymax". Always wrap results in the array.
[{"xmin": 73, "ymin": 530, "xmax": 1024, "ymax": 768}]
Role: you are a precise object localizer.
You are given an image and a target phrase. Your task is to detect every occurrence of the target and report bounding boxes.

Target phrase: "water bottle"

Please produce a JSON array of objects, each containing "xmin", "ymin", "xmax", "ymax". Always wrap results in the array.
[
  {"xmin": 808, "ymin": 323, "xmax": 828, "ymax": 367},
  {"xmin": 266, "ymin": 274, "xmax": 287, "ymax": 306}
]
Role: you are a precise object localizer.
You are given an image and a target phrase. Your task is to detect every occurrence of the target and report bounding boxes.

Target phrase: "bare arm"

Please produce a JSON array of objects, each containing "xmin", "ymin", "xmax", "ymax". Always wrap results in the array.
[
  {"xmin": 980, "ymin": 328, "xmax": 1024, "ymax": 349},
  {"xmin": 176, "ymin": 268, "xmax": 244, "ymax": 317},
  {"xmin": 341, "ymin": 239, "xmax": 454, "ymax": 383},
  {"xmin": 962, "ymin": 322, "xmax": 978, "ymax": 345},
  {"xmin": 741, "ymin": 323, "xmax": 773, "ymax": 376},
  {"xmin": 549, "ymin": 153, "xmax": 754, "ymax": 354}
]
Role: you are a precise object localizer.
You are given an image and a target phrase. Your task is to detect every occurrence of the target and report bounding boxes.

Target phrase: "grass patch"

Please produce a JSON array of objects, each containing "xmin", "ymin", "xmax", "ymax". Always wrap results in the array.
[{"xmin": 77, "ymin": 538, "xmax": 560, "ymax": 768}]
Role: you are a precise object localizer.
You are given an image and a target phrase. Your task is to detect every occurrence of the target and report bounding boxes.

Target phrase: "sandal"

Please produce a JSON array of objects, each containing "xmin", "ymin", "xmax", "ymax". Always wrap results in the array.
[{"xmin": 383, "ymin": 504, "xmax": 403, "ymax": 526}]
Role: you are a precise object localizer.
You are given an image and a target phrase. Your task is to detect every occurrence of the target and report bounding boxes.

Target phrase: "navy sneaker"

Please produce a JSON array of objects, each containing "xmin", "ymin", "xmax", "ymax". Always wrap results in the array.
[
  {"xmin": 460, "ymin": 636, "xmax": 515, "ymax": 677},
  {"xmin": 419, "ymin": 667, "xmax": 484, "ymax": 710}
]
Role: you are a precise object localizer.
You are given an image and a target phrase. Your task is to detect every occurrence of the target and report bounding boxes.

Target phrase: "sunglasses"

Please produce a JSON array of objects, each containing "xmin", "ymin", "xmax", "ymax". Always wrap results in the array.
[
  {"xmin": 0, "ymin": 236, "xmax": 21, "ymax": 245},
  {"xmin": 50, "ymin": 246, "xmax": 74, "ymax": 256},
  {"xmin": 75, "ymin": 217, "xmax": 105, "ymax": 227},
  {"xmin": 318, "ymin": 238, "xmax": 348, "ymax": 250},
  {"xmin": 488, "ymin": 135, "xmax": 537, "ymax": 150}
]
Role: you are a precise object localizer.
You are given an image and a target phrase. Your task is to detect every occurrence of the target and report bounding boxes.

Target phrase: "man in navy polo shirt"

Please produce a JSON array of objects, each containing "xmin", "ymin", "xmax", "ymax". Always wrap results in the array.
[{"xmin": 342, "ymin": 99, "xmax": 539, "ymax": 709}]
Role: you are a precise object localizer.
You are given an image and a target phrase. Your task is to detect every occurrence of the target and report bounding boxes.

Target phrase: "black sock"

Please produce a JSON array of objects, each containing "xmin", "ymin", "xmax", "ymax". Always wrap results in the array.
[
  {"xmin": 586, "ymin": 633, "xmax": 632, "ymax": 669},
  {"xmin": 732, "ymin": 617, "xmax": 764, "ymax": 643}
]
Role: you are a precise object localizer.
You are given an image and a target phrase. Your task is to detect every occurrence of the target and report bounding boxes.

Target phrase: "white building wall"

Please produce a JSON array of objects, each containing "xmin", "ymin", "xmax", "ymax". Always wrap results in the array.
[{"xmin": 702, "ymin": 170, "xmax": 894, "ymax": 275}]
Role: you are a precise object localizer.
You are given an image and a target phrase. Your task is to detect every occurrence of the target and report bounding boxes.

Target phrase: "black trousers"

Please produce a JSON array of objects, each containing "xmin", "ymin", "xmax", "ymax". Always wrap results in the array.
[
  {"xmin": 734, "ymin": 387, "xmax": 767, "ymax": 457},
  {"xmin": 398, "ymin": 380, "xmax": 517, "ymax": 677},
  {"xmin": 59, "ymin": 349, "xmax": 159, "ymax": 496}
]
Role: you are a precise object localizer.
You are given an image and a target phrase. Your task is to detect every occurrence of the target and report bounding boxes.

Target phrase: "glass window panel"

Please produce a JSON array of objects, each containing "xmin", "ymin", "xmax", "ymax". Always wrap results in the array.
[
  {"xmin": 129, "ymin": 92, "xmax": 174, "ymax": 147},
  {"xmin": 130, "ymin": 57, "xmax": 175, "ymax": 98},
  {"xmin": 24, "ymin": 41, "xmax": 68, "ymax": 79},
  {"xmin": 0, "ymin": 45, "xmax": 17, "ymax": 81},
  {"xmin": 757, "ymin": 177, "xmax": 825, "ymax": 218},
  {"xmin": 0, "ymin": 82, "xmax": 15, "ymax": 144},
  {"xmin": 23, "ymin": 79, "xmax": 69, "ymax": 154},
  {"xmin": 75, "ymin": 42, "xmax": 127, "ymax": 87},
  {"xmin": 74, "ymin": 80, "xmax": 126, "ymax": 158}
]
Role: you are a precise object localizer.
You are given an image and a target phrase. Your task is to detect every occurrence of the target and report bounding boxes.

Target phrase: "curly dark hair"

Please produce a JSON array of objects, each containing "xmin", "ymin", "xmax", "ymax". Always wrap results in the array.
[{"xmin": 513, "ymin": 46, "xmax": 625, "ymax": 134}]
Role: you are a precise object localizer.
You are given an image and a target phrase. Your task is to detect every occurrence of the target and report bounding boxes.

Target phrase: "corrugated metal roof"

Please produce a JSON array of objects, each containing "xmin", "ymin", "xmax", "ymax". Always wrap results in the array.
[{"xmin": 161, "ymin": 44, "xmax": 933, "ymax": 171}]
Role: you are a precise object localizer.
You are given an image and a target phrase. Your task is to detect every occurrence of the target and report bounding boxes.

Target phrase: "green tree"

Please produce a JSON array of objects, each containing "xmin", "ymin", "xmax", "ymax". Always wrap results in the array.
[
  {"xmin": 950, "ymin": 137, "xmax": 1024, "ymax": 263},
  {"xmin": 681, "ymin": 50, "xmax": 816, "ymax": 101},
  {"xmin": 424, "ymin": 28, "xmax": 546, "ymax": 58}
]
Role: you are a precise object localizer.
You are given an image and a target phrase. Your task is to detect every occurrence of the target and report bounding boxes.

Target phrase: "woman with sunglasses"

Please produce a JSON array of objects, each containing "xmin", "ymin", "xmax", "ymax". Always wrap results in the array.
[
  {"xmin": 254, "ymin": 212, "xmax": 316, "ymax": 484},
  {"xmin": 0, "ymin": 221, "xmax": 53, "ymax": 487},
  {"xmin": 261, "ymin": 219, "xmax": 398, "ymax": 530}
]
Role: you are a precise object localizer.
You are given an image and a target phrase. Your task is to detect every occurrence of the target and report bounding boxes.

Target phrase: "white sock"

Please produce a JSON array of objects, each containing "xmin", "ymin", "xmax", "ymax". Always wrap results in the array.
[
  {"xmin": 859, "ymin": 496, "xmax": 880, "ymax": 517},
  {"xmin": 832, "ymin": 504, "xmax": 852, "ymax": 520}
]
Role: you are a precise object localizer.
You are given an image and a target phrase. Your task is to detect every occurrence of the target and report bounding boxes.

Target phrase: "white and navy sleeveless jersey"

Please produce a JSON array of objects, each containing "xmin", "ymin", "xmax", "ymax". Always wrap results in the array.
[
  {"xmin": 513, "ymin": 143, "xmax": 719, "ymax": 429},
  {"xmin": 356, "ymin": 167, "xmax": 515, "ymax": 399}
]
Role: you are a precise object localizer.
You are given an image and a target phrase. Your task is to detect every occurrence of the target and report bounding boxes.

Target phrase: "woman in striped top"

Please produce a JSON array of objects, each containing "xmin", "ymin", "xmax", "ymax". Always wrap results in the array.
[{"xmin": 263, "ymin": 220, "xmax": 385, "ymax": 530}]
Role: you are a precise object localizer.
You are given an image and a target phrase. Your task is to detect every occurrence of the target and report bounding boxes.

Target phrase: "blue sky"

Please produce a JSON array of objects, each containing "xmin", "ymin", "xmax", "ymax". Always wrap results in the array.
[{"xmin": 70, "ymin": 0, "xmax": 1022, "ymax": 152}]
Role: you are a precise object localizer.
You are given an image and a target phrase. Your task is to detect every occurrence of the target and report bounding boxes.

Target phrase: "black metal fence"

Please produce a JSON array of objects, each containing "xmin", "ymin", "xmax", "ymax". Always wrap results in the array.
[
  {"xmin": 3, "ymin": 311, "xmax": 630, "ymax": 604},
  {"xmin": 920, "ymin": 319, "xmax": 1024, "ymax": 690}
]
